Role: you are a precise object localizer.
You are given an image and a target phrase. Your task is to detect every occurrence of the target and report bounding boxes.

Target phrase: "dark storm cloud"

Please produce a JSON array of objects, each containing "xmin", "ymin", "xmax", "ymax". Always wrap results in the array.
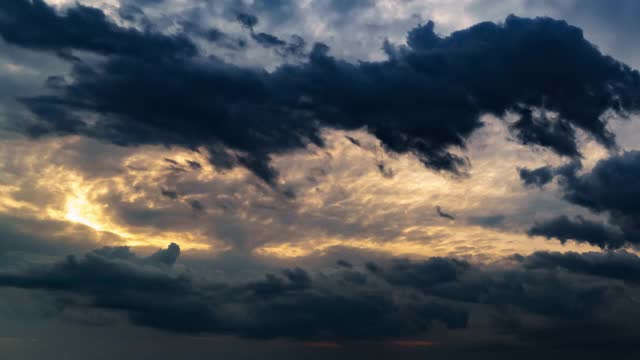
[
  {"xmin": 0, "ymin": 215, "xmax": 98, "ymax": 257},
  {"xmin": 559, "ymin": 151, "xmax": 640, "ymax": 215},
  {"xmin": 367, "ymin": 255, "xmax": 640, "ymax": 348},
  {"xmin": 522, "ymin": 250, "xmax": 640, "ymax": 284},
  {"xmin": 0, "ymin": 0, "xmax": 196, "ymax": 59},
  {"xmin": 527, "ymin": 151, "xmax": 640, "ymax": 248},
  {"xmin": 0, "ymin": 243, "xmax": 183, "ymax": 291},
  {"xmin": 236, "ymin": 12, "xmax": 259, "ymax": 30},
  {"xmin": 509, "ymin": 106, "xmax": 580, "ymax": 158},
  {"xmin": 524, "ymin": 0, "xmax": 640, "ymax": 68},
  {"xmin": 406, "ymin": 20, "xmax": 441, "ymax": 51},
  {"xmin": 370, "ymin": 257, "xmax": 611, "ymax": 321},
  {"xmin": 375, "ymin": 257, "xmax": 469, "ymax": 289},
  {"xmin": 467, "ymin": 0, "xmax": 640, "ymax": 69},
  {"xmin": 2, "ymin": 1, "xmax": 640, "ymax": 184},
  {"xmin": 518, "ymin": 160, "xmax": 581, "ymax": 188},
  {"xmin": 528, "ymin": 215, "xmax": 626, "ymax": 249},
  {"xmin": 2, "ymin": 246, "xmax": 640, "ymax": 346},
  {"xmin": 147, "ymin": 242, "xmax": 181, "ymax": 266},
  {"xmin": 518, "ymin": 165, "xmax": 554, "ymax": 188}
]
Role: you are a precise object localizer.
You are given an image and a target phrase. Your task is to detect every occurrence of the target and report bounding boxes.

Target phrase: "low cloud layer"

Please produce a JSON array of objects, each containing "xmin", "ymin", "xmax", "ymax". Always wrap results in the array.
[
  {"xmin": 2, "ymin": 244, "xmax": 640, "ymax": 347},
  {"xmin": 0, "ymin": 244, "xmax": 468, "ymax": 340}
]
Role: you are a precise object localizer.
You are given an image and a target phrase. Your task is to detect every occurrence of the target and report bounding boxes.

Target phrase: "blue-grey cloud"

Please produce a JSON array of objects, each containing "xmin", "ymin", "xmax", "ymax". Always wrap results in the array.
[
  {"xmin": 522, "ymin": 250, "xmax": 640, "ymax": 283},
  {"xmin": 529, "ymin": 215, "xmax": 626, "ymax": 249},
  {"xmin": 518, "ymin": 165, "xmax": 554, "ymax": 188}
]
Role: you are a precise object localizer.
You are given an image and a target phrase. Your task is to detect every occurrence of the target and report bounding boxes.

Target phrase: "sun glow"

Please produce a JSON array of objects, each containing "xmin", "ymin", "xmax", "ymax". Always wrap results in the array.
[
  {"xmin": 0, "ymin": 136, "xmax": 216, "ymax": 251},
  {"xmin": 65, "ymin": 196, "xmax": 104, "ymax": 231},
  {"xmin": 61, "ymin": 188, "xmax": 213, "ymax": 251}
]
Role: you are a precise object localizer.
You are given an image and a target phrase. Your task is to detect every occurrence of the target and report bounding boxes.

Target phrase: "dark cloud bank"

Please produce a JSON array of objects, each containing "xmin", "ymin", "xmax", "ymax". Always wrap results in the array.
[
  {"xmin": 2, "ymin": 0, "xmax": 640, "ymax": 184},
  {"xmin": 2, "ymin": 243, "xmax": 640, "ymax": 349}
]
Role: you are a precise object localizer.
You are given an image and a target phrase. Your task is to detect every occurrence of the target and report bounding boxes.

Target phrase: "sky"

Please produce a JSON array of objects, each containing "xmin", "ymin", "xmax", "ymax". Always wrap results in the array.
[{"xmin": 1, "ymin": 0, "xmax": 640, "ymax": 358}]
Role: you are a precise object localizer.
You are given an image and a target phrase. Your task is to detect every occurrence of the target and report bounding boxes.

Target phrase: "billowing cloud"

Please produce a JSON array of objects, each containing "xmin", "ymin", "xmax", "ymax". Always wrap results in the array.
[
  {"xmin": 529, "ymin": 215, "xmax": 626, "ymax": 249},
  {"xmin": 0, "ymin": 0, "xmax": 195, "ymax": 58},
  {"xmin": 2, "ymin": 0, "xmax": 639, "ymax": 184},
  {"xmin": 470, "ymin": 0, "xmax": 640, "ymax": 69}
]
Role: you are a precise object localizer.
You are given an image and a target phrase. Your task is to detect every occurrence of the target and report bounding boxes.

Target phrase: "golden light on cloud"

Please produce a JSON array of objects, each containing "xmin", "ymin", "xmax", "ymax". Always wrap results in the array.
[
  {"xmin": 0, "ymin": 136, "xmax": 216, "ymax": 251},
  {"xmin": 56, "ymin": 187, "xmax": 212, "ymax": 251},
  {"xmin": 54, "ymin": 185, "xmax": 212, "ymax": 251},
  {"xmin": 254, "ymin": 225, "xmax": 604, "ymax": 260},
  {"xmin": 255, "ymin": 120, "xmax": 610, "ymax": 260},
  {"xmin": 63, "ymin": 182, "xmax": 108, "ymax": 232},
  {"xmin": 1, "ymin": 113, "xmax": 635, "ymax": 260}
]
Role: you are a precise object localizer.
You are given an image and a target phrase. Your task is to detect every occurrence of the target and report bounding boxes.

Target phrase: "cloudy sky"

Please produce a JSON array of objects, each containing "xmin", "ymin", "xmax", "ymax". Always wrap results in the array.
[{"xmin": 1, "ymin": 0, "xmax": 640, "ymax": 358}]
